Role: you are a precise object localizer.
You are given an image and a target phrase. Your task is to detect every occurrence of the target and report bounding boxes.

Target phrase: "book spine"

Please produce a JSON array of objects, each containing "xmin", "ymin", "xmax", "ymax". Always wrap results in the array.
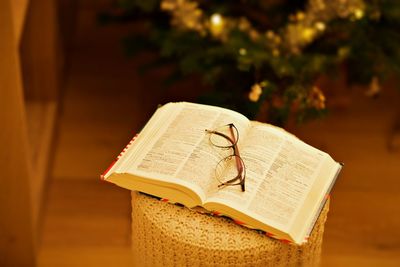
[{"xmin": 100, "ymin": 134, "xmax": 138, "ymax": 180}]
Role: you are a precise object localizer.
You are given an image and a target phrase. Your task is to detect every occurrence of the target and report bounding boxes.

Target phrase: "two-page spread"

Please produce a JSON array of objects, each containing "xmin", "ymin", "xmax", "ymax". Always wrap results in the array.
[{"xmin": 102, "ymin": 102, "xmax": 342, "ymax": 244}]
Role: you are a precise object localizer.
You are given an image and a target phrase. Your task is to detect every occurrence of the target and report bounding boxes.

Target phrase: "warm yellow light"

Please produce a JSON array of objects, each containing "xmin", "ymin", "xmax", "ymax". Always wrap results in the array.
[
  {"xmin": 296, "ymin": 12, "xmax": 305, "ymax": 21},
  {"xmin": 301, "ymin": 27, "xmax": 316, "ymax": 42},
  {"xmin": 337, "ymin": 46, "xmax": 350, "ymax": 59},
  {"xmin": 354, "ymin": 9, "xmax": 364, "ymax": 19},
  {"xmin": 210, "ymin": 13, "xmax": 224, "ymax": 37},
  {"xmin": 266, "ymin": 30, "xmax": 275, "ymax": 39},
  {"xmin": 315, "ymin": 22, "xmax": 326, "ymax": 31},
  {"xmin": 211, "ymin": 13, "xmax": 223, "ymax": 26},
  {"xmin": 239, "ymin": 48, "xmax": 247, "ymax": 56},
  {"xmin": 249, "ymin": 83, "xmax": 263, "ymax": 102}
]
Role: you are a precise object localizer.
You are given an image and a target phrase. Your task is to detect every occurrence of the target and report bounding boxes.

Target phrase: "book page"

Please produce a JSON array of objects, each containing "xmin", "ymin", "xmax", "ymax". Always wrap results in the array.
[
  {"xmin": 121, "ymin": 102, "xmax": 250, "ymax": 202},
  {"xmin": 205, "ymin": 123, "xmax": 328, "ymax": 230}
]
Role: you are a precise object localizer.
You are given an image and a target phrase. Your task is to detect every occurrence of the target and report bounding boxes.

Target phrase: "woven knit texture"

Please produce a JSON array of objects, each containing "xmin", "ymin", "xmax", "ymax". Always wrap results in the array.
[{"xmin": 131, "ymin": 191, "xmax": 329, "ymax": 267}]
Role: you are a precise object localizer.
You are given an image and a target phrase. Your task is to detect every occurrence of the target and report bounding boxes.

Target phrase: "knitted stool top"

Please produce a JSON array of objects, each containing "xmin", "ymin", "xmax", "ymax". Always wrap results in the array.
[{"xmin": 131, "ymin": 191, "xmax": 329, "ymax": 266}]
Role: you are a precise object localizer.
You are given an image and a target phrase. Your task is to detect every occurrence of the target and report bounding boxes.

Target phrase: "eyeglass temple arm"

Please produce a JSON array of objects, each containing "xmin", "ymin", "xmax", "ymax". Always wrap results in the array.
[
  {"xmin": 231, "ymin": 143, "xmax": 246, "ymax": 192},
  {"xmin": 205, "ymin": 129, "xmax": 236, "ymax": 146}
]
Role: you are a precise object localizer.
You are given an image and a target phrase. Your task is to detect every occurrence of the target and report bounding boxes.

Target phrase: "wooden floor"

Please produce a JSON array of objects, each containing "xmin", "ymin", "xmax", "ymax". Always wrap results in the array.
[{"xmin": 38, "ymin": 3, "xmax": 400, "ymax": 266}]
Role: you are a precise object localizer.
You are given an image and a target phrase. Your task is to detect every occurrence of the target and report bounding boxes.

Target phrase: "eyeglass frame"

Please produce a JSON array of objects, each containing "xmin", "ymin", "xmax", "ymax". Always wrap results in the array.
[{"xmin": 205, "ymin": 123, "xmax": 246, "ymax": 192}]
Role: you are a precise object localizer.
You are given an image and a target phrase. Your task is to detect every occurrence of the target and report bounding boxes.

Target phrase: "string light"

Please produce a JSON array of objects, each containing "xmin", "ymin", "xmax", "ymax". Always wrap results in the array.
[
  {"xmin": 210, "ymin": 13, "xmax": 225, "ymax": 36},
  {"xmin": 272, "ymin": 49, "xmax": 280, "ymax": 57},
  {"xmin": 301, "ymin": 28, "xmax": 316, "ymax": 43},
  {"xmin": 354, "ymin": 9, "xmax": 364, "ymax": 19},
  {"xmin": 308, "ymin": 86, "xmax": 326, "ymax": 110},
  {"xmin": 315, "ymin": 22, "xmax": 326, "ymax": 31},
  {"xmin": 296, "ymin": 12, "xmax": 305, "ymax": 21},
  {"xmin": 161, "ymin": 0, "xmax": 367, "ymax": 54},
  {"xmin": 249, "ymin": 83, "xmax": 263, "ymax": 102},
  {"xmin": 211, "ymin": 13, "xmax": 222, "ymax": 25}
]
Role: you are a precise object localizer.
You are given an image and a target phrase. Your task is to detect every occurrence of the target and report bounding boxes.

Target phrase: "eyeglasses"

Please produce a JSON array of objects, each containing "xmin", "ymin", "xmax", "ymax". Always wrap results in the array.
[{"xmin": 205, "ymin": 123, "xmax": 246, "ymax": 192}]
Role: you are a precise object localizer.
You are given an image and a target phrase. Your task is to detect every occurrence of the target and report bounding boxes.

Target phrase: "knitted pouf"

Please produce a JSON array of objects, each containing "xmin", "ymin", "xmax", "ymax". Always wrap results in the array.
[{"xmin": 131, "ymin": 191, "xmax": 329, "ymax": 267}]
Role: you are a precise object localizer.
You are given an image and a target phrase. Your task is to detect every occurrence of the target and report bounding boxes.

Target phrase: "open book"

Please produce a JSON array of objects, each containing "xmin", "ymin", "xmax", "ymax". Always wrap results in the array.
[{"xmin": 102, "ymin": 102, "xmax": 342, "ymax": 245}]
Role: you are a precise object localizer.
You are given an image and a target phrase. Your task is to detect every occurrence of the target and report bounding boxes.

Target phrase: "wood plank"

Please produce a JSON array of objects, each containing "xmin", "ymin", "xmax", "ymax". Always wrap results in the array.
[
  {"xmin": 50, "ymin": 50, "xmax": 166, "ymax": 179},
  {"xmin": 39, "ymin": 179, "xmax": 132, "ymax": 266},
  {"xmin": 324, "ymin": 191, "xmax": 400, "ymax": 252},
  {"xmin": 0, "ymin": 0, "xmax": 36, "ymax": 265},
  {"xmin": 40, "ymin": 179, "xmax": 131, "ymax": 247},
  {"xmin": 322, "ymin": 254, "xmax": 400, "ymax": 267},
  {"xmin": 39, "ymin": 247, "xmax": 133, "ymax": 267}
]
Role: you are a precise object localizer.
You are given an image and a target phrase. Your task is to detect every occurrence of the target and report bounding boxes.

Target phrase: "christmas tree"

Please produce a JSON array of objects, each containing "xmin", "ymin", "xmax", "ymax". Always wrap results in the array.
[{"xmin": 101, "ymin": 0, "xmax": 400, "ymax": 125}]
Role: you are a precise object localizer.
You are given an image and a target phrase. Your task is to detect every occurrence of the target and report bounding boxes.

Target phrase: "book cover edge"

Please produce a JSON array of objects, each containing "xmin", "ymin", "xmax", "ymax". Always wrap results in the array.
[{"xmin": 100, "ymin": 134, "xmax": 138, "ymax": 180}]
